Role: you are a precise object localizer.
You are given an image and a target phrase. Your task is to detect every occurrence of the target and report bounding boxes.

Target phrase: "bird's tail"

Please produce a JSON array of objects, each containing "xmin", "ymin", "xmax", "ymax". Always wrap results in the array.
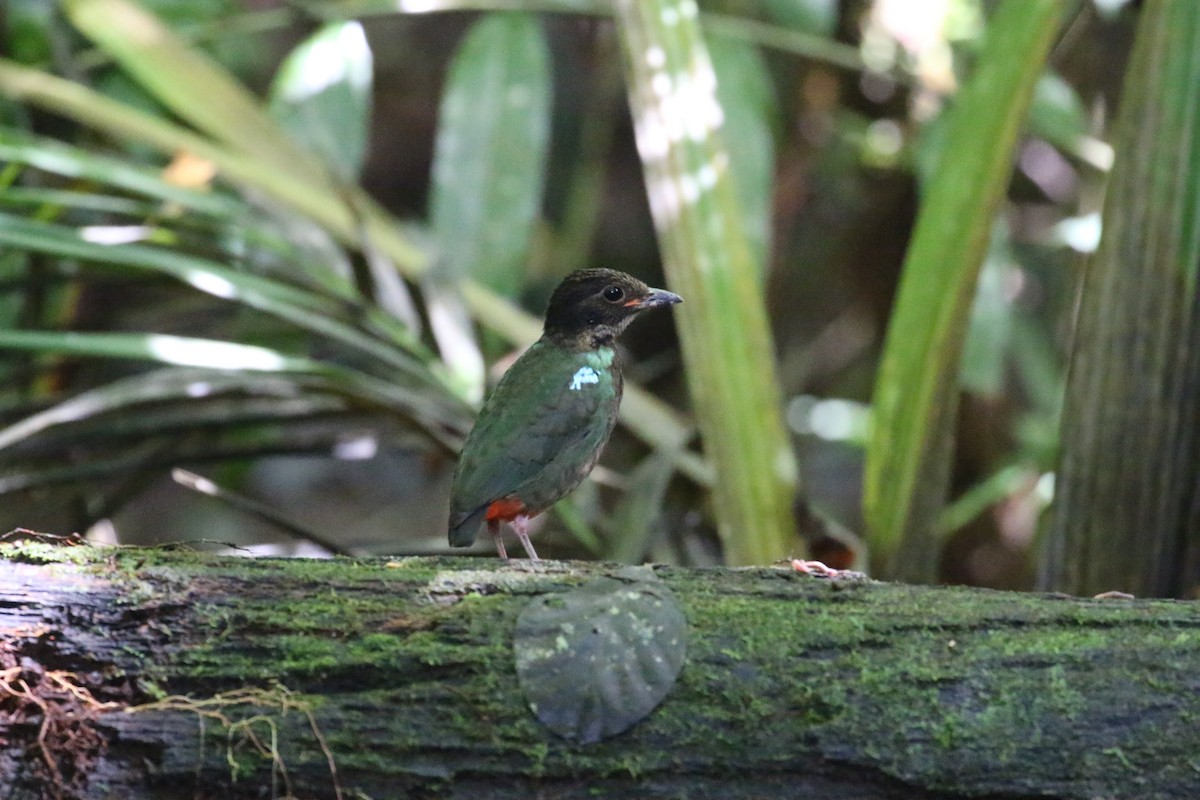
[{"xmin": 448, "ymin": 506, "xmax": 487, "ymax": 547}]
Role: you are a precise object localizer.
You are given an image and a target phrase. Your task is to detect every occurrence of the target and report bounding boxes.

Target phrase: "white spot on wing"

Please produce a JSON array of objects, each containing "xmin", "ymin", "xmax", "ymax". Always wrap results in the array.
[{"xmin": 569, "ymin": 366, "xmax": 600, "ymax": 391}]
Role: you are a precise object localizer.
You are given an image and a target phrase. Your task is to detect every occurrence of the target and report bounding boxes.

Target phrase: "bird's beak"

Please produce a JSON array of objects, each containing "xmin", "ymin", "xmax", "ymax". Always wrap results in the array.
[{"xmin": 625, "ymin": 287, "xmax": 683, "ymax": 309}]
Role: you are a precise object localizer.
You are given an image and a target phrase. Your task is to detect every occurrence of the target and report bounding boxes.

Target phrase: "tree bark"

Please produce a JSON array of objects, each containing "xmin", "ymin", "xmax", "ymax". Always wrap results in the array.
[{"xmin": 2, "ymin": 540, "xmax": 1199, "ymax": 800}]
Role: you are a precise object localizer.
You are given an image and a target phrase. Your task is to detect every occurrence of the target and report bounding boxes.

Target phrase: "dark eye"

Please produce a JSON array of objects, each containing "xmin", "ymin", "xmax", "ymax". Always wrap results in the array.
[{"xmin": 603, "ymin": 285, "xmax": 624, "ymax": 303}]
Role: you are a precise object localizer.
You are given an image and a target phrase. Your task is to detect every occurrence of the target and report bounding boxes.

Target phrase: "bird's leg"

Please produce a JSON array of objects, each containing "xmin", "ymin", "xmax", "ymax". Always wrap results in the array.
[
  {"xmin": 487, "ymin": 518, "xmax": 509, "ymax": 560},
  {"xmin": 510, "ymin": 515, "xmax": 540, "ymax": 562}
]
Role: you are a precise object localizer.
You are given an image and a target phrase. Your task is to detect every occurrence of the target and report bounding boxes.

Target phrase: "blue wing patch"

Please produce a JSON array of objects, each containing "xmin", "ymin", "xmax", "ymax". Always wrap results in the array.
[{"xmin": 569, "ymin": 366, "xmax": 600, "ymax": 391}]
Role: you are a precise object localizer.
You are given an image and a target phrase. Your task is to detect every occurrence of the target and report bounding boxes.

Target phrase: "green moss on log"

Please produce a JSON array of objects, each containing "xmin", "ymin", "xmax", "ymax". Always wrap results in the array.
[{"xmin": 3, "ymin": 542, "xmax": 1199, "ymax": 799}]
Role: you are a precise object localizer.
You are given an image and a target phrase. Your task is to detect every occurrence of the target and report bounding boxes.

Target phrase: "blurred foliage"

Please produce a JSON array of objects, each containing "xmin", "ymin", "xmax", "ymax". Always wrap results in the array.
[
  {"xmin": 0, "ymin": 0, "xmax": 1161, "ymax": 590},
  {"xmin": 1042, "ymin": 0, "xmax": 1200, "ymax": 598},
  {"xmin": 864, "ymin": 0, "xmax": 1067, "ymax": 581},
  {"xmin": 614, "ymin": 0, "xmax": 799, "ymax": 564}
]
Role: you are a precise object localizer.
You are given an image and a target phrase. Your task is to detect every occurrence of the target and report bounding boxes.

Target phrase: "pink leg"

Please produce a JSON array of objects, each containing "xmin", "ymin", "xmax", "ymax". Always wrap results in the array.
[
  {"xmin": 510, "ymin": 516, "xmax": 540, "ymax": 562},
  {"xmin": 487, "ymin": 518, "xmax": 509, "ymax": 560},
  {"xmin": 791, "ymin": 559, "xmax": 842, "ymax": 578}
]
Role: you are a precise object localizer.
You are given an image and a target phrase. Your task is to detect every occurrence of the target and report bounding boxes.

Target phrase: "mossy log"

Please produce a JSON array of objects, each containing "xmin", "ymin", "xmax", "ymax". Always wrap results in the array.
[{"xmin": 2, "ymin": 541, "xmax": 1199, "ymax": 800}]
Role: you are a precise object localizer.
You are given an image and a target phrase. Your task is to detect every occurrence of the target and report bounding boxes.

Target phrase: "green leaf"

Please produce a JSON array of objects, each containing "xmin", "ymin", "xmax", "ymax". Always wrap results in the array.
[
  {"xmin": 228, "ymin": 199, "xmax": 362, "ymax": 301},
  {"xmin": 760, "ymin": 0, "xmax": 837, "ymax": 36},
  {"xmin": 63, "ymin": 0, "xmax": 329, "ymax": 185},
  {"xmin": 549, "ymin": 497, "xmax": 603, "ymax": 555},
  {"xmin": 429, "ymin": 12, "xmax": 551, "ymax": 293},
  {"xmin": 863, "ymin": 0, "xmax": 1068, "ymax": 580},
  {"xmin": 7, "ymin": 0, "xmax": 55, "ymax": 65},
  {"xmin": 0, "ymin": 186, "xmax": 167, "ymax": 217},
  {"xmin": 138, "ymin": 0, "xmax": 238, "ymax": 29},
  {"xmin": 269, "ymin": 21, "xmax": 373, "ymax": 182},
  {"xmin": 0, "ymin": 167, "xmax": 357, "ymax": 305},
  {"xmin": 0, "ymin": 422, "xmax": 354, "ymax": 495},
  {"xmin": 937, "ymin": 463, "xmax": 1036, "ymax": 537},
  {"xmin": 1026, "ymin": 71, "xmax": 1088, "ymax": 154},
  {"xmin": 0, "ymin": 57, "xmax": 705, "ymax": 488},
  {"xmin": 605, "ymin": 448, "xmax": 676, "ymax": 563},
  {"xmin": 326, "ymin": 0, "xmax": 858, "ymax": 71},
  {"xmin": 0, "ymin": 59, "xmax": 424, "ymax": 273},
  {"xmin": 0, "ymin": 329, "xmax": 313, "ymax": 371},
  {"xmin": 0, "ymin": 214, "xmax": 439, "ymax": 383},
  {"xmin": 0, "ymin": 329, "xmax": 469, "ymax": 435},
  {"xmin": 615, "ymin": 0, "xmax": 798, "ymax": 564},
  {"xmin": 0, "ymin": 127, "xmax": 239, "ymax": 216},
  {"xmin": 700, "ymin": 12, "xmax": 868, "ymax": 75},
  {"xmin": 421, "ymin": 278, "xmax": 485, "ymax": 404},
  {"xmin": 0, "ymin": 367, "xmax": 340, "ymax": 451},
  {"xmin": 1043, "ymin": 3, "xmax": 1200, "ymax": 597},
  {"xmin": 959, "ymin": 222, "xmax": 1014, "ymax": 396},
  {"xmin": 709, "ymin": 35, "xmax": 776, "ymax": 272},
  {"xmin": 325, "ymin": 0, "xmax": 603, "ymax": 18}
]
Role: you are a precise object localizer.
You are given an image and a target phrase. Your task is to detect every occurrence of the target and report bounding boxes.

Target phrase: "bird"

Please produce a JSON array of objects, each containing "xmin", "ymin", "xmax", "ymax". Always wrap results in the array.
[{"xmin": 448, "ymin": 269, "xmax": 682, "ymax": 561}]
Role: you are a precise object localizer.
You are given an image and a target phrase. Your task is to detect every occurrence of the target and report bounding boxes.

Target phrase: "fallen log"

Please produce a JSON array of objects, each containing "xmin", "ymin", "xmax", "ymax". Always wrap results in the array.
[{"xmin": 1, "ymin": 540, "xmax": 1198, "ymax": 799}]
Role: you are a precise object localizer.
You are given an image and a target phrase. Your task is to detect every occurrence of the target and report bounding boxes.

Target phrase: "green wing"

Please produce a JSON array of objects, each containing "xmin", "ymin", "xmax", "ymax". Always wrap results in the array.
[{"xmin": 449, "ymin": 342, "xmax": 619, "ymax": 541}]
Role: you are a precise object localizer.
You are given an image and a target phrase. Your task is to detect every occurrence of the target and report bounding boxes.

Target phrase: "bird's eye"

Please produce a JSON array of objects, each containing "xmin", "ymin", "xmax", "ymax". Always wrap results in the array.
[{"xmin": 603, "ymin": 285, "xmax": 624, "ymax": 303}]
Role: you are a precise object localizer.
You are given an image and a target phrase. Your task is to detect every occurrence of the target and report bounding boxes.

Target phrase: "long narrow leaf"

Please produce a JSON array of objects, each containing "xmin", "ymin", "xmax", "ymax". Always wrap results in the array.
[
  {"xmin": 2, "ymin": 126, "xmax": 376, "ymax": 304},
  {"xmin": 862, "ymin": 0, "xmax": 1067, "ymax": 580},
  {"xmin": 708, "ymin": 35, "xmax": 776, "ymax": 271},
  {"xmin": 429, "ymin": 12, "xmax": 551, "ymax": 294},
  {"xmin": 0, "ymin": 127, "xmax": 240, "ymax": 216},
  {"xmin": 1043, "ymin": 1, "xmax": 1200, "ymax": 597},
  {"xmin": 0, "ymin": 367, "xmax": 341, "ymax": 450},
  {"xmin": 318, "ymin": 1, "xmax": 870, "ymax": 74},
  {"xmin": 320, "ymin": 0, "xmax": 602, "ymax": 18},
  {"xmin": 0, "ymin": 214, "xmax": 445, "ymax": 386},
  {"xmin": 0, "ymin": 330, "xmax": 470, "ymax": 435},
  {"xmin": 63, "ymin": 0, "xmax": 329, "ymax": 185},
  {"xmin": 21, "ymin": 397, "xmax": 350, "ymax": 450},
  {"xmin": 2, "ymin": 437, "xmax": 354, "ymax": 494},
  {"xmin": 0, "ymin": 329, "xmax": 315, "ymax": 371},
  {"xmin": 605, "ymin": 448, "xmax": 677, "ymax": 563},
  {"xmin": 0, "ymin": 59, "xmax": 426, "ymax": 272},
  {"xmin": 614, "ymin": 0, "xmax": 799, "ymax": 564},
  {"xmin": 0, "ymin": 53, "xmax": 706, "ymax": 488},
  {"xmin": 0, "ymin": 187, "xmax": 159, "ymax": 216}
]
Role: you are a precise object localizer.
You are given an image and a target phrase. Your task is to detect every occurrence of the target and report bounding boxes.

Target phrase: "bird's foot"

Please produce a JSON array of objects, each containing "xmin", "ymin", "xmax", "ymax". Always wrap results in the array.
[
  {"xmin": 511, "ymin": 515, "xmax": 540, "ymax": 562},
  {"xmin": 791, "ymin": 559, "xmax": 845, "ymax": 578}
]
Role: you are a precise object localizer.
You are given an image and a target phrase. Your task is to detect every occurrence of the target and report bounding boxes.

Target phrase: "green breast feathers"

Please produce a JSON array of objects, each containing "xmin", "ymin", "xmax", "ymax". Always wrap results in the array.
[{"xmin": 449, "ymin": 342, "xmax": 621, "ymax": 541}]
